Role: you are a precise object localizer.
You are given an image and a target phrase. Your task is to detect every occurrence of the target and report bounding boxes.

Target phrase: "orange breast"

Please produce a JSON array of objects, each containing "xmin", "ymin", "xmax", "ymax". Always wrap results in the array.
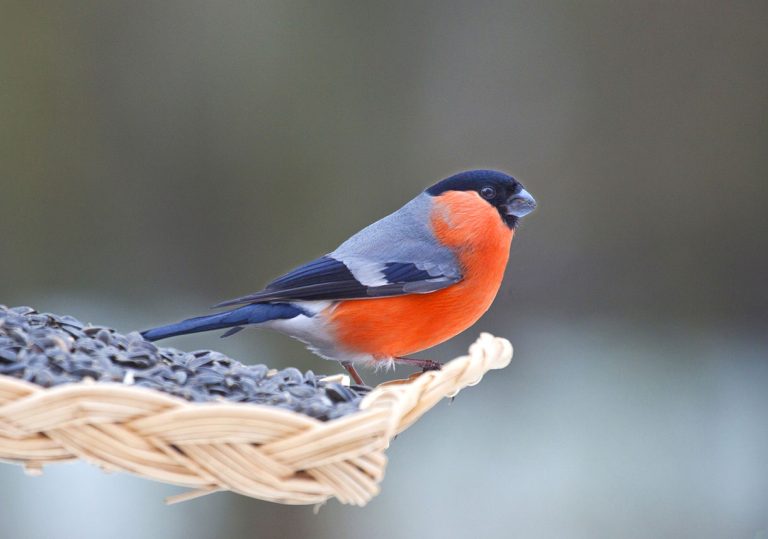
[{"xmin": 328, "ymin": 191, "xmax": 514, "ymax": 359}]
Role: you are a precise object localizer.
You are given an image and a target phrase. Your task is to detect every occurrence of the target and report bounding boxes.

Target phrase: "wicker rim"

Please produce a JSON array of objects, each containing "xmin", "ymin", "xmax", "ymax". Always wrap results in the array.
[{"xmin": 0, "ymin": 332, "xmax": 512, "ymax": 506}]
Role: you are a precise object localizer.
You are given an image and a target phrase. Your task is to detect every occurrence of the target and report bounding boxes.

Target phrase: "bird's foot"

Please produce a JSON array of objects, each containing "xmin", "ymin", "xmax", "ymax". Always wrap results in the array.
[
  {"xmin": 340, "ymin": 361, "xmax": 365, "ymax": 386},
  {"xmin": 394, "ymin": 357, "xmax": 443, "ymax": 373}
]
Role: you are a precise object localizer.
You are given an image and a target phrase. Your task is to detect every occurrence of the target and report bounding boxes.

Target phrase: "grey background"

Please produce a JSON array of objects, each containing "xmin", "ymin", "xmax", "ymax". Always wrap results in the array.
[{"xmin": 1, "ymin": 1, "xmax": 767, "ymax": 538}]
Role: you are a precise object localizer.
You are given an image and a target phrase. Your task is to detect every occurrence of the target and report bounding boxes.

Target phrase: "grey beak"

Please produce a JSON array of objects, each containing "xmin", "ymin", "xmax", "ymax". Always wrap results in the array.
[{"xmin": 504, "ymin": 188, "xmax": 536, "ymax": 218}]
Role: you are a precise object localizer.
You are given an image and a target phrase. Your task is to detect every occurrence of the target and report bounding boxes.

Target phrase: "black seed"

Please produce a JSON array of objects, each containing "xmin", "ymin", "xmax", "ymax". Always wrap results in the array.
[
  {"xmin": 0, "ymin": 305, "xmax": 368, "ymax": 421},
  {"xmin": 187, "ymin": 353, "xmax": 215, "ymax": 370},
  {"xmin": 325, "ymin": 383, "xmax": 356, "ymax": 403},
  {"xmin": 95, "ymin": 329, "xmax": 112, "ymax": 345},
  {"xmin": 57, "ymin": 315, "xmax": 85, "ymax": 328},
  {"xmin": 0, "ymin": 363, "xmax": 26, "ymax": 374},
  {"xmin": 288, "ymin": 385, "xmax": 316, "ymax": 398},
  {"xmin": 32, "ymin": 370, "xmax": 56, "ymax": 387},
  {"xmin": 247, "ymin": 364, "xmax": 268, "ymax": 381},
  {"xmin": 278, "ymin": 367, "xmax": 304, "ymax": 385},
  {"xmin": 0, "ymin": 348, "xmax": 17, "ymax": 362},
  {"xmin": 192, "ymin": 372, "xmax": 225, "ymax": 385}
]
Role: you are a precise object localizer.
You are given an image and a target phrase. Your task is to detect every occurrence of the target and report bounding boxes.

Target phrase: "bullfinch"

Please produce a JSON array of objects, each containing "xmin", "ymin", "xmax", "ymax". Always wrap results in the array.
[{"xmin": 142, "ymin": 170, "xmax": 536, "ymax": 384}]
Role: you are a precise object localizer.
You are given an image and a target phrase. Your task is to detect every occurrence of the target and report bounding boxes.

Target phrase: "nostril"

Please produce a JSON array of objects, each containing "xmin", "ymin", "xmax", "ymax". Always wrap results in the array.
[
  {"xmin": 512, "ymin": 196, "xmax": 535, "ymax": 207},
  {"xmin": 514, "ymin": 189, "xmax": 535, "ymax": 206}
]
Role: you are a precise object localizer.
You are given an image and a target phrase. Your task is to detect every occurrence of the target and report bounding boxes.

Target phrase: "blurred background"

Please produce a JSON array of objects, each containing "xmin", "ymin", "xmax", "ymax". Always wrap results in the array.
[{"xmin": 1, "ymin": 1, "xmax": 767, "ymax": 537}]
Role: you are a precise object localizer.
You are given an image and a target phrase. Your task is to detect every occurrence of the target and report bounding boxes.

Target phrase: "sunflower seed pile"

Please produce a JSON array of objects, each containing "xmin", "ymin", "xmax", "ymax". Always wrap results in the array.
[{"xmin": 0, "ymin": 305, "xmax": 371, "ymax": 420}]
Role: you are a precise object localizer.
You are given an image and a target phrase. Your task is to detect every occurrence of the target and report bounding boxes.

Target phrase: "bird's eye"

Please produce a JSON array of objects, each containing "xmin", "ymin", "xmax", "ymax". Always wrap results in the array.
[{"xmin": 480, "ymin": 186, "xmax": 496, "ymax": 199}]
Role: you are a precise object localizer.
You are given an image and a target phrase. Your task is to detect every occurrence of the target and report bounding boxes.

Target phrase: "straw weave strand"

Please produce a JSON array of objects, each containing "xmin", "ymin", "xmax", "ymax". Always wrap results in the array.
[{"xmin": 0, "ymin": 333, "xmax": 511, "ymax": 506}]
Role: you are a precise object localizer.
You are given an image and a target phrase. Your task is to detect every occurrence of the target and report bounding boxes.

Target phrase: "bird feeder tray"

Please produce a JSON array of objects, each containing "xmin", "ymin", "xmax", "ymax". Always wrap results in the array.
[{"xmin": 0, "ymin": 333, "xmax": 511, "ymax": 506}]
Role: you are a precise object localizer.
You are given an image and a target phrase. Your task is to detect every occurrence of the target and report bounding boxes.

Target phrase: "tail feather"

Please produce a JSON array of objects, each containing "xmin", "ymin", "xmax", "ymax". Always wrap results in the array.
[{"xmin": 141, "ymin": 303, "xmax": 304, "ymax": 342}]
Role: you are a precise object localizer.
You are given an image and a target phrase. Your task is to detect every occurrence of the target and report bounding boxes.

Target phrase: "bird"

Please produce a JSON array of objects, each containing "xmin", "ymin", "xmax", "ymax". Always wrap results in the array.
[{"xmin": 141, "ymin": 170, "xmax": 536, "ymax": 384}]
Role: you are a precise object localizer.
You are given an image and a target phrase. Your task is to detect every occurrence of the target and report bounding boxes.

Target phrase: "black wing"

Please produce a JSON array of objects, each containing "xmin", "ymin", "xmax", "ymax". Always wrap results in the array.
[{"xmin": 214, "ymin": 255, "xmax": 461, "ymax": 308}]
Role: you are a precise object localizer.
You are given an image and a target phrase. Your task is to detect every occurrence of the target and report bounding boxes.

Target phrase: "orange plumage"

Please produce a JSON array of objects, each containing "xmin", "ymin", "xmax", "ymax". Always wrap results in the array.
[{"xmin": 329, "ymin": 190, "xmax": 513, "ymax": 359}]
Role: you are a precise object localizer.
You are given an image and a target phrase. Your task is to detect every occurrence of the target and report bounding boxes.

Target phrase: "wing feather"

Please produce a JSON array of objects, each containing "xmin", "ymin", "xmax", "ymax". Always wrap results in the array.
[
  {"xmin": 214, "ymin": 256, "xmax": 461, "ymax": 308},
  {"xmin": 215, "ymin": 193, "xmax": 463, "ymax": 308}
]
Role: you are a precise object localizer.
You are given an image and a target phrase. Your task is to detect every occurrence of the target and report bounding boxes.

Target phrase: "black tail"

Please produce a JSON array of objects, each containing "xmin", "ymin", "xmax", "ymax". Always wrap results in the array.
[{"xmin": 141, "ymin": 303, "xmax": 303, "ymax": 341}]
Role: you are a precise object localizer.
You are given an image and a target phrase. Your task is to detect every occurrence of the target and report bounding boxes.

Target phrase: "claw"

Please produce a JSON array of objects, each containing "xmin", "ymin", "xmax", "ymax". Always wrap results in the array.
[{"xmin": 394, "ymin": 356, "xmax": 443, "ymax": 372}]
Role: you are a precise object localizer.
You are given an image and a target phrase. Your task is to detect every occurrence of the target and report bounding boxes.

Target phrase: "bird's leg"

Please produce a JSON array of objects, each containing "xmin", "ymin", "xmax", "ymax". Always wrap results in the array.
[
  {"xmin": 394, "ymin": 357, "xmax": 443, "ymax": 372},
  {"xmin": 340, "ymin": 361, "xmax": 365, "ymax": 386}
]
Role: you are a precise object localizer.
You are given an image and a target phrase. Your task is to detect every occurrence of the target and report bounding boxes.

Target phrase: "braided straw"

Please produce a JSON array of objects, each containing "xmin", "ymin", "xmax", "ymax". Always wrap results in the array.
[{"xmin": 0, "ymin": 333, "xmax": 511, "ymax": 506}]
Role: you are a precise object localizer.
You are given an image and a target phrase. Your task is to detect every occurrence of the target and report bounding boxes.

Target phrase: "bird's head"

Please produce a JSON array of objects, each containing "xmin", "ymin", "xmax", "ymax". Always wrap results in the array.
[{"xmin": 426, "ymin": 170, "xmax": 536, "ymax": 229}]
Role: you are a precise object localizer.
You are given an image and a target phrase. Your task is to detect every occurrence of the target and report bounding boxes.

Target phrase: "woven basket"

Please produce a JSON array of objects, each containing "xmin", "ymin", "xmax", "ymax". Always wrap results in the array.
[{"xmin": 0, "ymin": 333, "xmax": 511, "ymax": 506}]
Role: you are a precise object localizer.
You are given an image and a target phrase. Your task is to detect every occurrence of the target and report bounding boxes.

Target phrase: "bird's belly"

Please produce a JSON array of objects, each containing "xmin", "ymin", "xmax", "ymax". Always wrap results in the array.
[{"xmin": 328, "ymin": 267, "xmax": 505, "ymax": 359}]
